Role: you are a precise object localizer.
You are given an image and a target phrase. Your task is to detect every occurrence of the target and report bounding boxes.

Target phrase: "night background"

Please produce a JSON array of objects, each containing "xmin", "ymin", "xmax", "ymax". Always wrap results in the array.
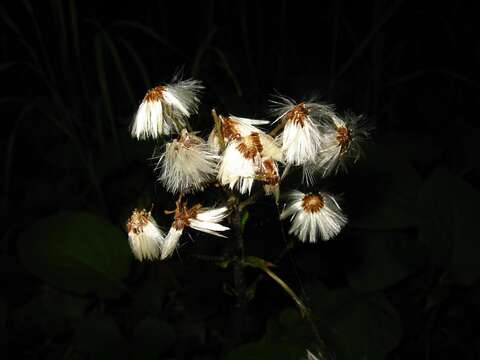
[{"xmin": 2, "ymin": 1, "xmax": 480, "ymax": 359}]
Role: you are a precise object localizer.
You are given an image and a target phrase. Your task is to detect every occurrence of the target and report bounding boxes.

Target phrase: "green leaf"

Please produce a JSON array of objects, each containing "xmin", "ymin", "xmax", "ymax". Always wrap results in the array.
[
  {"xmin": 307, "ymin": 284, "xmax": 402, "ymax": 360},
  {"xmin": 346, "ymin": 230, "xmax": 427, "ymax": 292},
  {"xmin": 226, "ymin": 342, "xmax": 305, "ymax": 360},
  {"xmin": 74, "ymin": 317, "xmax": 128, "ymax": 360},
  {"xmin": 133, "ymin": 318, "xmax": 175, "ymax": 359},
  {"xmin": 418, "ymin": 168, "xmax": 480, "ymax": 285},
  {"xmin": 348, "ymin": 144, "xmax": 422, "ymax": 229},
  {"xmin": 18, "ymin": 212, "xmax": 132, "ymax": 297}
]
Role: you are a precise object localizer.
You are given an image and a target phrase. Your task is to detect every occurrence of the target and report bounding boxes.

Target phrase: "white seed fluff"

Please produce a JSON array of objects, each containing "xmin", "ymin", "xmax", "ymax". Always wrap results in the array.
[
  {"xmin": 317, "ymin": 113, "xmax": 367, "ymax": 176},
  {"xmin": 270, "ymin": 96, "xmax": 333, "ymax": 166},
  {"xmin": 281, "ymin": 190, "xmax": 347, "ymax": 243},
  {"xmin": 157, "ymin": 130, "xmax": 218, "ymax": 194},
  {"xmin": 208, "ymin": 115, "xmax": 270, "ymax": 153},
  {"xmin": 127, "ymin": 209, "xmax": 165, "ymax": 261},
  {"xmin": 189, "ymin": 206, "xmax": 230, "ymax": 237},
  {"xmin": 217, "ymin": 138, "xmax": 258, "ymax": 194},
  {"xmin": 161, "ymin": 227, "xmax": 183, "ymax": 260},
  {"xmin": 130, "ymin": 78, "xmax": 204, "ymax": 139}
]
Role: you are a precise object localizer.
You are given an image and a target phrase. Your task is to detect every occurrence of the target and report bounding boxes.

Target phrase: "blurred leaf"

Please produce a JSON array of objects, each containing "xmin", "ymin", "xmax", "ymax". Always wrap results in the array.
[
  {"xmin": 18, "ymin": 212, "xmax": 132, "ymax": 297},
  {"xmin": 11, "ymin": 286, "xmax": 89, "ymax": 337},
  {"xmin": 348, "ymin": 144, "xmax": 422, "ymax": 229},
  {"xmin": 263, "ymin": 307, "xmax": 314, "ymax": 347},
  {"xmin": 226, "ymin": 341, "xmax": 305, "ymax": 360},
  {"xmin": 383, "ymin": 131, "xmax": 443, "ymax": 168},
  {"xmin": 74, "ymin": 317, "xmax": 128, "ymax": 360},
  {"xmin": 133, "ymin": 318, "xmax": 175, "ymax": 359},
  {"xmin": 346, "ymin": 230, "xmax": 427, "ymax": 292},
  {"xmin": 130, "ymin": 272, "xmax": 171, "ymax": 323},
  {"xmin": 307, "ymin": 283, "xmax": 402, "ymax": 360},
  {"xmin": 40, "ymin": 286, "xmax": 90, "ymax": 319},
  {"xmin": 418, "ymin": 168, "xmax": 480, "ymax": 285}
]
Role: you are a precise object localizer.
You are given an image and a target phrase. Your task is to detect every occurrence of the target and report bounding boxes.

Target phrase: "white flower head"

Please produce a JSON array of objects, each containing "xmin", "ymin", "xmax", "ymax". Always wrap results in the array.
[
  {"xmin": 281, "ymin": 190, "xmax": 347, "ymax": 243},
  {"xmin": 127, "ymin": 208, "xmax": 165, "ymax": 261},
  {"xmin": 161, "ymin": 202, "xmax": 230, "ymax": 259},
  {"xmin": 208, "ymin": 115, "xmax": 270, "ymax": 153},
  {"xmin": 217, "ymin": 132, "xmax": 264, "ymax": 194},
  {"xmin": 189, "ymin": 206, "xmax": 230, "ymax": 237},
  {"xmin": 317, "ymin": 112, "xmax": 370, "ymax": 176},
  {"xmin": 157, "ymin": 129, "xmax": 218, "ymax": 194},
  {"xmin": 270, "ymin": 96, "xmax": 334, "ymax": 166},
  {"xmin": 131, "ymin": 77, "xmax": 204, "ymax": 139}
]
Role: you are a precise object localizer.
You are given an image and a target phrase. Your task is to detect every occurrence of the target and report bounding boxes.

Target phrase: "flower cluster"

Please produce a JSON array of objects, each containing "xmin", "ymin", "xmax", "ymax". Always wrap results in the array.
[{"xmin": 126, "ymin": 73, "xmax": 369, "ymax": 261}]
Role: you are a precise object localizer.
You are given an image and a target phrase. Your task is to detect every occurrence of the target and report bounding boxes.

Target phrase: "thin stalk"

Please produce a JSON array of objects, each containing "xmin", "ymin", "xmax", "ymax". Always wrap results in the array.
[
  {"xmin": 229, "ymin": 196, "xmax": 247, "ymax": 342},
  {"xmin": 262, "ymin": 264, "xmax": 309, "ymax": 318}
]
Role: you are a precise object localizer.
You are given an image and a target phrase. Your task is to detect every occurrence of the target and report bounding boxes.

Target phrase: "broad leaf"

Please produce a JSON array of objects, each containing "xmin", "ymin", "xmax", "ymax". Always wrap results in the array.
[{"xmin": 18, "ymin": 212, "xmax": 132, "ymax": 297}]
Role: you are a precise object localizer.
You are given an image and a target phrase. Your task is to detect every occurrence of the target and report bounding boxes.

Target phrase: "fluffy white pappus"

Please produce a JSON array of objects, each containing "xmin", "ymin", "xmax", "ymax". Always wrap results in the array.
[
  {"xmin": 165, "ymin": 78, "xmax": 204, "ymax": 117},
  {"xmin": 317, "ymin": 113, "xmax": 370, "ymax": 176},
  {"xmin": 157, "ymin": 130, "xmax": 219, "ymax": 193},
  {"xmin": 217, "ymin": 138, "xmax": 258, "ymax": 194},
  {"xmin": 280, "ymin": 116, "xmax": 324, "ymax": 165},
  {"xmin": 189, "ymin": 206, "xmax": 230, "ymax": 237},
  {"xmin": 269, "ymin": 95, "xmax": 335, "ymax": 124},
  {"xmin": 208, "ymin": 115, "xmax": 271, "ymax": 154},
  {"xmin": 127, "ymin": 209, "xmax": 165, "ymax": 261},
  {"xmin": 208, "ymin": 126, "xmax": 282, "ymax": 165},
  {"xmin": 227, "ymin": 115, "xmax": 270, "ymax": 135},
  {"xmin": 260, "ymin": 133, "xmax": 283, "ymax": 162},
  {"xmin": 269, "ymin": 96, "xmax": 333, "ymax": 166},
  {"xmin": 281, "ymin": 190, "xmax": 347, "ymax": 243},
  {"xmin": 130, "ymin": 78, "xmax": 203, "ymax": 139},
  {"xmin": 161, "ymin": 227, "xmax": 183, "ymax": 260}
]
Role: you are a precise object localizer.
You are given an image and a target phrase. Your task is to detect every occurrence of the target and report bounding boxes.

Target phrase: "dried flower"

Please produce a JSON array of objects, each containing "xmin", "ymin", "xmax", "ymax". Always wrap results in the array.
[
  {"xmin": 208, "ymin": 115, "xmax": 270, "ymax": 153},
  {"xmin": 281, "ymin": 190, "xmax": 347, "ymax": 242},
  {"xmin": 131, "ymin": 77, "xmax": 204, "ymax": 139},
  {"xmin": 270, "ymin": 96, "xmax": 334, "ymax": 166},
  {"xmin": 157, "ymin": 129, "xmax": 218, "ymax": 194},
  {"xmin": 217, "ymin": 132, "xmax": 264, "ymax": 194},
  {"xmin": 317, "ymin": 113, "xmax": 369, "ymax": 176},
  {"xmin": 257, "ymin": 158, "xmax": 280, "ymax": 202},
  {"xmin": 162, "ymin": 202, "xmax": 229, "ymax": 259},
  {"xmin": 127, "ymin": 208, "xmax": 165, "ymax": 261}
]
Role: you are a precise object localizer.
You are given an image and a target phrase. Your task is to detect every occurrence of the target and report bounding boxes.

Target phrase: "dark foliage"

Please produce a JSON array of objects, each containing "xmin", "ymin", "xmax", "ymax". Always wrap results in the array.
[{"xmin": 2, "ymin": 1, "xmax": 480, "ymax": 359}]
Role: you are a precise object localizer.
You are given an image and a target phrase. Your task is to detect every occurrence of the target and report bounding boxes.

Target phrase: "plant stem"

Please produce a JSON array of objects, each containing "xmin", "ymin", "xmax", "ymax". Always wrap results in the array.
[{"xmin": 230, "ymin": 196, "xmax": 247, "ymax": 342}]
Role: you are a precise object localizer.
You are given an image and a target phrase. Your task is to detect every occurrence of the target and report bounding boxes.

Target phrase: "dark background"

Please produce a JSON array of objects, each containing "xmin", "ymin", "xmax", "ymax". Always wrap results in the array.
[{"xmin": 2, "ymin": 1, "xmax": 480, "ymax": 359}]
